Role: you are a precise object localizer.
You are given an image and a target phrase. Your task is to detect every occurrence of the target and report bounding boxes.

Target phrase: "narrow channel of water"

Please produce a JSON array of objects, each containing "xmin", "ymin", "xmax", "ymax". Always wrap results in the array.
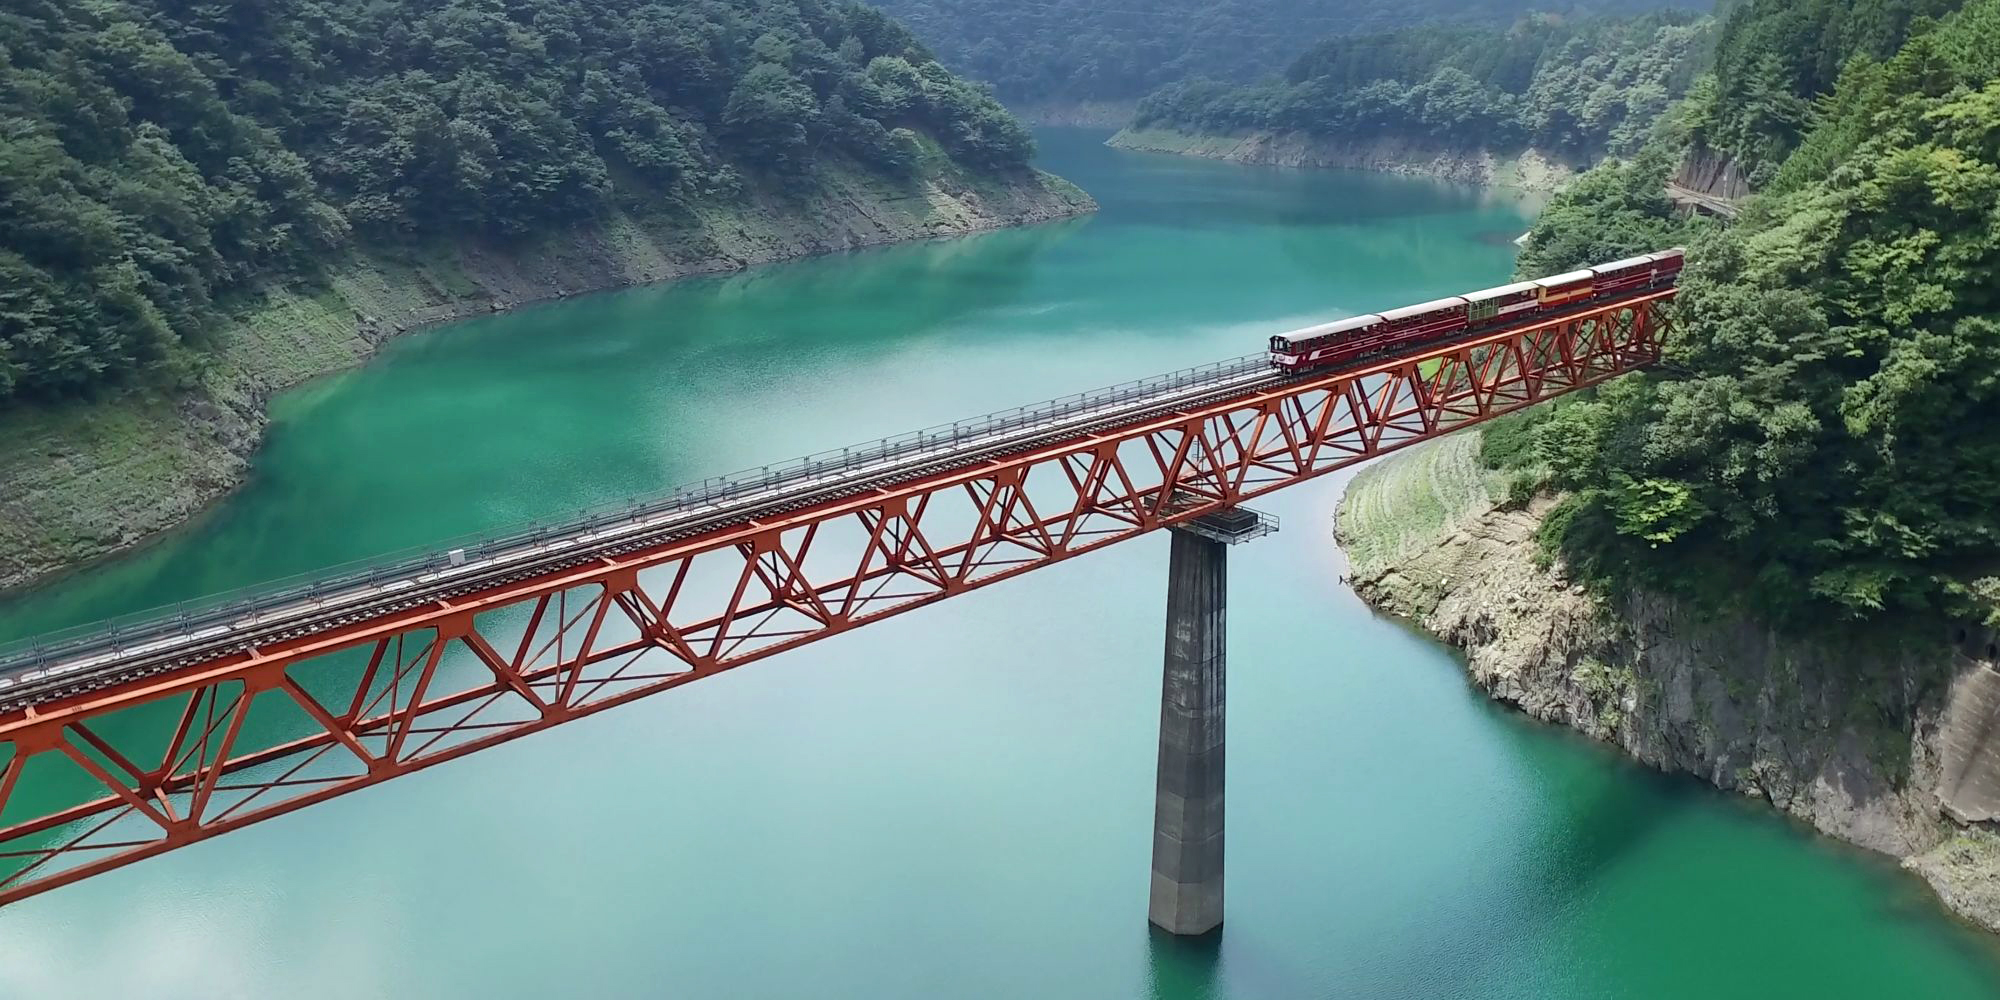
[{"xmin": 2, "ymin": 129, "xmax": 1996, "ymax": 998}]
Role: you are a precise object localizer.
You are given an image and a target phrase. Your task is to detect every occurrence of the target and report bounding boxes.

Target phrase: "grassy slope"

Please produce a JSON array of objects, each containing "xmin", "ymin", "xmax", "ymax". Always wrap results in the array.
[
  {"xmin": 1337, "ymin": 432, "xmax": 1504, "ymax": 579},
  {"xmin": 0, "ymin": 155, "xmax": 1094, "ymax": 592},
  {"xmin": 1336, "ymin": 420, "xmax": 2000, "ymax": 935}
]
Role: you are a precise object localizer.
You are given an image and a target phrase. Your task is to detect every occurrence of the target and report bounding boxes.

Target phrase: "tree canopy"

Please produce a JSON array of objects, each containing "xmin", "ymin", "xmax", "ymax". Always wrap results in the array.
[
  {"xmin": 869, "ymin": 0, "xmax": 1702, "ymax": 107},
  {"xmin": 0, "ymin": 0, "xmax": 1036, "ymax": 404},
  {"xmin": 1499, "ymin": 0, "xmax": 2000, "ymax": 629},
  {"xmin": 1132, "ymin": 12, "xmax": 1715, "ymax": 159},
  {"xmin": 1680, "ymin": 0, "xmax": 1967, "ymax": 183}
]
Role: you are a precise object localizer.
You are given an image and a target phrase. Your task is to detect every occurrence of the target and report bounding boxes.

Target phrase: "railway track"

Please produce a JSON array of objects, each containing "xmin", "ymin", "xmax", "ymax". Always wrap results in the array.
[
  {"xmin": 0, "ymin": 275, "xmax": 1676, "ymax": 713},
  {"xmin": 0, "ymin": 358, "xmax": 1295, "ymax": 712}
]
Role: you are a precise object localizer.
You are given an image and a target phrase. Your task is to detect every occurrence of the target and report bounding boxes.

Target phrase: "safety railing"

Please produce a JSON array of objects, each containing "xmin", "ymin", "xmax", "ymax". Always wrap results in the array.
[{"xmin": 0, "ymin": 352, "xmax": 1273, "ymax": 676}]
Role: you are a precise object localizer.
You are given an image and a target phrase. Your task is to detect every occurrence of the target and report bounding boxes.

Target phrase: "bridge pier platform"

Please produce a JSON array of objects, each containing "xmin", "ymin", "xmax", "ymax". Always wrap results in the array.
[{"xmin": 1150, "ymin": 505, "xmax": 1275, "ymax": 937}]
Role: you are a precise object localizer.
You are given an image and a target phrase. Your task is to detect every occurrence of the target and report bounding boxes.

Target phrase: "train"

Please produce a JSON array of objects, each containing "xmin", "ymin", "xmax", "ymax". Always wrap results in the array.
[{"xmin": 1267, "ymin": 248, "xmax": 1684, "ymax": 371}]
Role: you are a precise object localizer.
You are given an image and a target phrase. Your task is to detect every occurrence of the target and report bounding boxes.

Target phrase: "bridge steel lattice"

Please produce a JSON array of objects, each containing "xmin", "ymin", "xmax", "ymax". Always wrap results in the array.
[{"xmin": 0, "ymin": 290, "xmax": 1673, "ymax": 906}]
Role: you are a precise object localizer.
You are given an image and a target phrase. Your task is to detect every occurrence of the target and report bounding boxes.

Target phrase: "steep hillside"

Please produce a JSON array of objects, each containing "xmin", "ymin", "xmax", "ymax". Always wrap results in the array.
[
  {"xmin": 1508, "ymin": 0, "xmax": 2000, "ymax": 632},
  {"xmin": 1338, "ymin": 435, "xmax": 2000, "ymax": 933},
  {"xmin": 1333, "ymin": 0, "xmax": 2000, "ymax": 935},
  {"xmin": 1682, "ymin": 0, "xmax": 1969, "ymax": 186},
  {"xmin": 1117, "ymin": 11, "xmax": 1714, "ymax": 180},
  {"xmin": 0, "ymin": 0, "xmax": 1074, "ymax": 406},
  {"xmin": 0, "ymin": 0, "xmax": 1094, "ymax": 591},
  {"xmin": 869, "ymin": 0, "xmax": 1704, "ymax": 109}
]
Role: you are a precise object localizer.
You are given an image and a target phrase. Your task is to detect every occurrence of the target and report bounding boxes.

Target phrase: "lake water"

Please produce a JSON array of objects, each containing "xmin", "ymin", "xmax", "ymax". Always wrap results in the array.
[{"xmin": 2, "ymin": 129, "xmax": 1997, "ymax": 999}]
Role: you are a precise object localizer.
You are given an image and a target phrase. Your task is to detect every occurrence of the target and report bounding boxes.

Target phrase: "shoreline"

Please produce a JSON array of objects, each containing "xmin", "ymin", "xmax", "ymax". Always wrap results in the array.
[
  {"xmin": 1107, "ymin": 126, "xmax": 1581, "ymax": 193},
  {"xmin": 1012, "ymin": 100, "xmax": 1139, "ymax": 128},
  {"xmin": 1333, "ymin": 434, "xmax": 2000, "ymax": 936},
  {"xmin": 0, "ymin": 166, "xmax": 1095, "ymax": 598}
]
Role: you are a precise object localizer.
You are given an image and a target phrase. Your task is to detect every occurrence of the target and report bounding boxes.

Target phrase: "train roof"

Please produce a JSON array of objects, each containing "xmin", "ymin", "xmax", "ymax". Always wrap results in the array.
[
  {"xmin": 1591, "ymin": 255, "xmax": 1657, "ymax": 274},
  {"xmin": 1464, "ymin": 280, "xmax": 1538, "ymax": 303},
  {"xmin": 1378, "ymin": 296, "xmax": 1468, "ymax": 322},
  {"xmin": 1276, "ymin": 314, "xmax": 1381, "ymax": 344},
  {"xmin": 1533, "ymin": 269, "xmax": 1595, "ymax": 289},
  {"xmin": 1272, "ymin": 249, "xmax": 1684, "ymax": 348}
]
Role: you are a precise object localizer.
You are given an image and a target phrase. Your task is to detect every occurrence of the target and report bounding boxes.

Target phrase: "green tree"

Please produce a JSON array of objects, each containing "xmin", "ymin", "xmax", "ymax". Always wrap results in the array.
[
  {"xmin": 724, "ymin": 63, "xmax": 822, "ymax": 173},
  {"xmin": 0, "ymin": 0, "xmax": 1046, "ymax": 405},
  {"xmin": 1515, "ymin": 152, "xmax": 1693, "ymax": 277},
  {"xmin": 1132, "ymin": 12, "xmax": 1716, "ymax": 161},
  {"xmin": 1519, "ymin": 18, "xmax": 2000, "ymax": 626},
  {"xmin": 870, "ymin": 0, "xmax": 1697, "ymax": 105}
]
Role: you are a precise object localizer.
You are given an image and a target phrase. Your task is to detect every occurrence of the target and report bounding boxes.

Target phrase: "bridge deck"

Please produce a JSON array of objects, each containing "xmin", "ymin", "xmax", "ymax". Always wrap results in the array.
[
  {"xmin": 0, "ymin": 355, "xmax": 1285, "ymax": 709},
  {"xmin": 0, "ymin": 289, "xmax": 1683, "ymax": 711},
  {"xmin": 0, "ymin": 289, "xmax": 1673, "ymax": 909}
]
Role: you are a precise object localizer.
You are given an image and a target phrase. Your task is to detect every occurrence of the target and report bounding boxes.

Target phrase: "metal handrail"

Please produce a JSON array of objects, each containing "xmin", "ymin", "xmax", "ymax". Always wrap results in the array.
[{"xmin": 0, "ymin": 352, "xmax": 1272, "ymax": 672}]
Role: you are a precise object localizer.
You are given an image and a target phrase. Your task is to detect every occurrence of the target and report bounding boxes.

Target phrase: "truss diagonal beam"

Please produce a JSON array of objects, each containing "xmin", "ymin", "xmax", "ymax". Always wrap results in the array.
[{"xmin": 0, "ymin": 292, "xmax": 1671, "ymax": 907}]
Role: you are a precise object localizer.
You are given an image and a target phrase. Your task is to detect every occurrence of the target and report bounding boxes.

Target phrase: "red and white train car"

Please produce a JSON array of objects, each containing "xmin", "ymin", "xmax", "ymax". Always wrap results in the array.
[{"xmin": 1268, "ymin": 248, "xmax": 1683, "ymax": 371}]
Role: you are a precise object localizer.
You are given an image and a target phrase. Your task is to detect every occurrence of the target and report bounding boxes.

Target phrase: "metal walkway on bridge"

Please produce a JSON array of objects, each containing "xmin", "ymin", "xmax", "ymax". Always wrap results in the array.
[{"xmin": 0, "ymin": 289, "xmax": 1673, "ymax": 908}]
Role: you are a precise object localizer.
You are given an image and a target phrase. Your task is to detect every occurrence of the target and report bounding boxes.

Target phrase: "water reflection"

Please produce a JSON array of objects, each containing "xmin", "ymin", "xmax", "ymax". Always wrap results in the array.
[
  {"xmin": 3, "ymin": 128, "xmax": 1998, "ymax": 1000},
  {"xmin": 0, "ymin": 218, "xmax": 1087, "ymax": 643},
  {"xmin": 1148, "ymin": 924, "xmax": 1223, "ymax": 1000}
]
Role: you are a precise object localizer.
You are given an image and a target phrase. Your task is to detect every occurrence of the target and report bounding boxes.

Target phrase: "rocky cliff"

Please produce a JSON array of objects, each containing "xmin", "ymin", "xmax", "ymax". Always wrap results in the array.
[
  {"xmin": 1336, "ymin": 434, "xmax": 2000, "ymax": 933},
  {"xmin": 1108, "ymin": 127, "xmax": 1581, "ymax": 191},
  {"xmin": 1014, "ymin": 101, "xmax": 1139, "ymax": 127},
  {"xmin": 0, "ymin": 165, "xmax": 1094, "ymax": 594},
  {"xmin": 1673, "ymin": 143, "xmax": 1754, "ymax": 200}
]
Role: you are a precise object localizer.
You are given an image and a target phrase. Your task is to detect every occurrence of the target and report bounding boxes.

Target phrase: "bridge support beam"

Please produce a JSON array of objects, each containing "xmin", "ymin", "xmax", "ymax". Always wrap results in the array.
[{"xmin": 1149, "ymin": 506, "xmax": 1274, "ymax": 937}]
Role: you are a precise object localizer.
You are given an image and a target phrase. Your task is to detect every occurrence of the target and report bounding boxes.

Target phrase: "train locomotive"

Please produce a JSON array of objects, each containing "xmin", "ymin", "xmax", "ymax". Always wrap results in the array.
[{"xmin": 1267, "ymin": 248, "xmax": 1684, "ymax": 371}]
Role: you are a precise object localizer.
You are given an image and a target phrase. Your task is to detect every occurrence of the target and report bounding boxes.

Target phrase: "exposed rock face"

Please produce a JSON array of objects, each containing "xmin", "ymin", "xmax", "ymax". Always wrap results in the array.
[
  {"xmin": 1013, "ymin": 100, "xmax": 1139, "ymax": 127},
  {"xmin": 1337, "ymin": 438, "xmax": 2000, "ymax": 934},
  {"xmin": 1910, "ymin": 832, "xmax": 2000, "ymax": 930},
  {"xmin": 1108, "ymin": 127, "xmax": 1581, "ymax": 192},
  {"xmin": 1673, "ymin": 144, "xmax": 1753, "ymax": 200},
  {"xmin": 0, "ymin": 168, "xmax": 1095, "ymax": 594}
]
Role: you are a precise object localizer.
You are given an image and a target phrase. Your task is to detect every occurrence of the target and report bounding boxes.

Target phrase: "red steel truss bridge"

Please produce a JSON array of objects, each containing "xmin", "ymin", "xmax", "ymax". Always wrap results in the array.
[{"xmin": 0, "ymin": 289, "xmax": 1674, "ymax": 906}]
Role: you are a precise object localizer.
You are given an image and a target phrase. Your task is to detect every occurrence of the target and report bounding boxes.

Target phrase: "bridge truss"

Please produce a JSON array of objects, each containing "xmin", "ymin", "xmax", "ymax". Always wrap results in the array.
[{"xmin": 0, "ymin": 290, "xmax": 1672, "ymax": 906}]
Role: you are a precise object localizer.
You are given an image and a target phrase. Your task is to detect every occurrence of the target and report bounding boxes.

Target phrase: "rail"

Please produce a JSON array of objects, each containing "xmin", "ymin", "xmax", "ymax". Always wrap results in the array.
[
  {"xmin": 1664, "ymin": 183, "xmax": 1740, "ymax": 220},
  {"xmin": 0, "ymin": 351, "xmax": 1274, "ymax": 674}
]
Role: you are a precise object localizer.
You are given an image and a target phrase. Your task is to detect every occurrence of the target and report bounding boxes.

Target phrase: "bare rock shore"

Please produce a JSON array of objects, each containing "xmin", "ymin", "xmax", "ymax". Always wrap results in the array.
[
  {"xmin": 0, "ymin": 168, "xmax": 1094, "ymax": 594},
  {"xmin": 1108, "ymin": 127, "xmax": 1580, "ymax": 192},
  {"xmin": 1336, "ymin": 435, "xmax": 2000, "ymax": 934}
]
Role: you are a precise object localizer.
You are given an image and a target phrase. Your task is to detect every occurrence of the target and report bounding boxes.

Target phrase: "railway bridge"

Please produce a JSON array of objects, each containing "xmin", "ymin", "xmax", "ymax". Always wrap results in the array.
[{"xmin": 0, "ymin": 289, "xmax": 1674, "ymax": 932}]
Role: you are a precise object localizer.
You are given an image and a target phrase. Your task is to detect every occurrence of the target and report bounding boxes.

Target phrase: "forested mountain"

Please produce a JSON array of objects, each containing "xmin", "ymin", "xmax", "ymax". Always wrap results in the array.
[
  {"xmin": 0, "ymin": 0, "xmax": 1038, "ymax": 405},
  {"xmin": 1132, "ymin": 12, "xmax": 1714, "ymax": 158},
  {"xmin": 1503, "ymin": 0, "xmax": 2000, "ymax": 629},
  {"xmin": 1682, "ymin": 0, "xmax": 1966, "ymax": 184},
  {"xmin": 868, "ymin": 0, "xmax": 1701, "ymax": 106}
]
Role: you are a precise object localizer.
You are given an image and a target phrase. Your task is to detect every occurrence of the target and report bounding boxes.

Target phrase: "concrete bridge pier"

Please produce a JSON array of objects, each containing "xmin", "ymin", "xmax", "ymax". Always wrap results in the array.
[{"xmin": 1150, "ymin": 505, "xmax": 1275, "ymax": 937}]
